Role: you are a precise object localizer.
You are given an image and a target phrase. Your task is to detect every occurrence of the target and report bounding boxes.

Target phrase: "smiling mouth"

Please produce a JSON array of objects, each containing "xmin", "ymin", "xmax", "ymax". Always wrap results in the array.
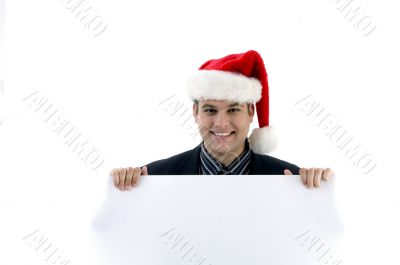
[{"xmin": 210, "ymin": 131, "xmax": 235, "ymax": 136}]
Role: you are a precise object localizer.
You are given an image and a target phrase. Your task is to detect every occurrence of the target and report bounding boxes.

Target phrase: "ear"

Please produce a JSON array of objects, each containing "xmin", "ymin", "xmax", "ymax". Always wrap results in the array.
[
  {"xmin": 249, "ymin": 103, "xmax": 255, "ymax": 123},
  {"xmin": 193, "ymin": 103, "xmax": 198, "ymax": 123}
]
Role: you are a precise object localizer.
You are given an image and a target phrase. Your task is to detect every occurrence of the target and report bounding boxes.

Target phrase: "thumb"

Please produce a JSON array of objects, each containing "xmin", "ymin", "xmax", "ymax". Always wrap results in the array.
[
  {"xmin": 284, "ymin": 169, "xmax": 293, "ymax": 175},
  {"xmin": 141, "ymin": 165, "xmax": 148, "ymax": 175}
]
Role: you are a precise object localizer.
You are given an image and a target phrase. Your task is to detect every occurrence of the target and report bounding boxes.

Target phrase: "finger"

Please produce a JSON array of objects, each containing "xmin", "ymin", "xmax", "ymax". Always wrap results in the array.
[
  {"xmin": 313, "ymin": 168, "xmax": 323, "ymax": 187},
  {"xmin": 124, "ymin": 167, "xmax": 135, "ymax": 190},
  {"xmin": 284, "ymin": 169, "xmax": 293, "ymax": 175},
  {"xmin": 132, "ymin": 167, "xmax": 141, "ymax": 187},
  {"xmin": 118, "ymin": 168, "xmax": 127, "ymax": 190},
  {"xmin": 306, "ymin": 168, "xmax": 315, "ymax": 188},
  {"xmin": 141, "ymin": 165, "xmax": 148, "ymax": 176},
  {"xmin": 299, "ymin": 168, "xmax": 307, "ymax": 185},
  {"xmin": 110, "ymin": 169, "xmax": 119, "ymax": 187},
  {"xmin": 322, "ymin": 168, "xmax": 334, "ymax": 181}
]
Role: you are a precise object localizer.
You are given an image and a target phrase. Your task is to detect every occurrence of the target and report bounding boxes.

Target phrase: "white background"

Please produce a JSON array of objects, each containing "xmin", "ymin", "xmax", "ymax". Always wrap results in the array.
[{"xmin": 1, "ymin": 0, "xmax": 400, "ymax": 264}]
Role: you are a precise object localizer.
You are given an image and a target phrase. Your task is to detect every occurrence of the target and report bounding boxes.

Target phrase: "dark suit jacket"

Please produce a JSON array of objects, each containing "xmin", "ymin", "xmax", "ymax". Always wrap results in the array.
[{"xmin": 146, "ymin": 144, "xmax": 300, "ymax": 175}]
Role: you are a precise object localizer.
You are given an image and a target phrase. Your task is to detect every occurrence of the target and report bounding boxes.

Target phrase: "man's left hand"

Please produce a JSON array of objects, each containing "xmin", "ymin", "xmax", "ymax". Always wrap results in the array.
[{"xmin": 284, "ymin": 168, "xmax": 334, "ymax": 188}]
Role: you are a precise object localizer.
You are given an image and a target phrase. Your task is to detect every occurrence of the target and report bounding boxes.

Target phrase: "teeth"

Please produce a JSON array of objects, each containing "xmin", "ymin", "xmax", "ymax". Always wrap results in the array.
[{"xmin": 213, "ymin": 132, "xmax": 232, "ymax": 136}]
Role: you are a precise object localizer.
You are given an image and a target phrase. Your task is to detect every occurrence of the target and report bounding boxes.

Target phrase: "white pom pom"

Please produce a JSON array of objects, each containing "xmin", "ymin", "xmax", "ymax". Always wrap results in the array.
[{"xmin": 249, "ymin": 126, "xmax": 278, "ymax": 154}]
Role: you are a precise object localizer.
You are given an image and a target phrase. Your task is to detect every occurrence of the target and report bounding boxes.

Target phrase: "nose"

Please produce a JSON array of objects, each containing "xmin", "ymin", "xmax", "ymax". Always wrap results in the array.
[{"xmin": 213, "ymin": 112, "xmax": 230, "ymax": 128}]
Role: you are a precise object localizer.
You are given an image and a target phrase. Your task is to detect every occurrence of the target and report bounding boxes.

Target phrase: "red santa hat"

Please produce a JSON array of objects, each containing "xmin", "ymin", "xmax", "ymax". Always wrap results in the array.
[{"xmin": 186, "ymin": 50, "xmax": 278, "ymax": 154}]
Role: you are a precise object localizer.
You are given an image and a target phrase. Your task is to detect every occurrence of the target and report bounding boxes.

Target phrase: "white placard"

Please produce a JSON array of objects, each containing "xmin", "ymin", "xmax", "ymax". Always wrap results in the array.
[{"xmin": 91, "ymin": 175, "xmax": 343, "ymax": 265}]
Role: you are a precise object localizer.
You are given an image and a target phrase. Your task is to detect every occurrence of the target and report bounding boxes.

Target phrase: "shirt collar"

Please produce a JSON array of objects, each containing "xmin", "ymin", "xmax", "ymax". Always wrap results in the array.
[{"xmin": 200, "ymin": 138, "xmax": 252, "ymax": 175}]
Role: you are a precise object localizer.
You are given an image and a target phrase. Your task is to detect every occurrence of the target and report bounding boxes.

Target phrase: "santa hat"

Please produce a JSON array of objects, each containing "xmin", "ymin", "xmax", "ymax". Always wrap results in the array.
[{"xmin": 186, "ymin": 50, "xmax": 278, "ymax": 154}]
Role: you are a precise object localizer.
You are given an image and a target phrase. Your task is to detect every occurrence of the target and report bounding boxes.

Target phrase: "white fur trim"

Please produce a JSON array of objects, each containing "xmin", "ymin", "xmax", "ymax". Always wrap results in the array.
[
  {"xmin": 186, "ymin": 70, "xmax": 262, "ymax": 103},
  {"xmin": 249, "ymin": 126, "xmax": 278, "ymax": 154}
]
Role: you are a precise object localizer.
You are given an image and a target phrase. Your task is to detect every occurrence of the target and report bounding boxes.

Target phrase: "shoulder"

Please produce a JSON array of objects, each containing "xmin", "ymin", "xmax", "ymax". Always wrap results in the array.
[
  {"xmin": 252, "ymin": 152, "xmax": 300, "ymax": 175},
  {"xmin": 145, "ymin": 145, "xmax": 201, "ymax": 175}
]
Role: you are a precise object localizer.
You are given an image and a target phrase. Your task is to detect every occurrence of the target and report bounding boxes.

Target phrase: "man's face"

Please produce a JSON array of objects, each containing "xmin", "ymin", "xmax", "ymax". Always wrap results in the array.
[{"xmin": 193, "ymin": 99, "xmax": 254, "ymax": 162}]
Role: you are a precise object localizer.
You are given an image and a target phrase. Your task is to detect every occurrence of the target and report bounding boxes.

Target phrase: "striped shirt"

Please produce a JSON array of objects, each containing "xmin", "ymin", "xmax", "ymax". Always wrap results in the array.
[{"xmin": 199, "ymin": 138, "xmax": 252, "ymax": 175}]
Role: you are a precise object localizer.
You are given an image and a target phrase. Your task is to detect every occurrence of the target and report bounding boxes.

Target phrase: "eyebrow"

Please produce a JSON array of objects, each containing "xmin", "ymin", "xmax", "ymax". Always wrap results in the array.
[{"xmin": 201, "ymin": 103, "xmax": 241, "ymax": 109}]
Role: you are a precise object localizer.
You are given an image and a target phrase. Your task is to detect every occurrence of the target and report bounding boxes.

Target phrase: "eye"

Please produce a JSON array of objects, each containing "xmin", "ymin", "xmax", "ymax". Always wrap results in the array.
[
  {"xmin": 228, "ymin": 108, "xmax": 241, "ymax": 113},
  {"xmin": 204, "ymin": 109, "xmax": 217, "ymax": 113}
]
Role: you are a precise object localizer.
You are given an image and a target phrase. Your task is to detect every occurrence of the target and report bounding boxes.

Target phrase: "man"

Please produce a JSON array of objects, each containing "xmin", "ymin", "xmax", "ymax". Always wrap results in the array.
[{"xmin": 110, "ymin": 50, "xmax": 333, "ymax": 190}]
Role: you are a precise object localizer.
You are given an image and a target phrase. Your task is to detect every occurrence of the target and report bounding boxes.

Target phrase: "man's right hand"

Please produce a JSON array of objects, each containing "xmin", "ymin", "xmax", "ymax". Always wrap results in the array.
[{"xmin": 109, "ymin": 166, "xmax": 148, "ymax": 191}]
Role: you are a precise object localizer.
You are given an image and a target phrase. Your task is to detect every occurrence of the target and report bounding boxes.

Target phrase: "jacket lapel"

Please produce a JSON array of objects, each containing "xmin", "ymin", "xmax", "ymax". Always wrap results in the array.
[{"xmin": 176, "ymin": 144, "xmax": 201, "ymax": 174}]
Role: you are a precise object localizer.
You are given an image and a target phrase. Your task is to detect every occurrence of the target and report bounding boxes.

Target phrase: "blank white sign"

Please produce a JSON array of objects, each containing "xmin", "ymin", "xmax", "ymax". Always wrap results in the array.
[{"xmin": 91, "ymin": 175, "xmax": 343, "ymax": 265}]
